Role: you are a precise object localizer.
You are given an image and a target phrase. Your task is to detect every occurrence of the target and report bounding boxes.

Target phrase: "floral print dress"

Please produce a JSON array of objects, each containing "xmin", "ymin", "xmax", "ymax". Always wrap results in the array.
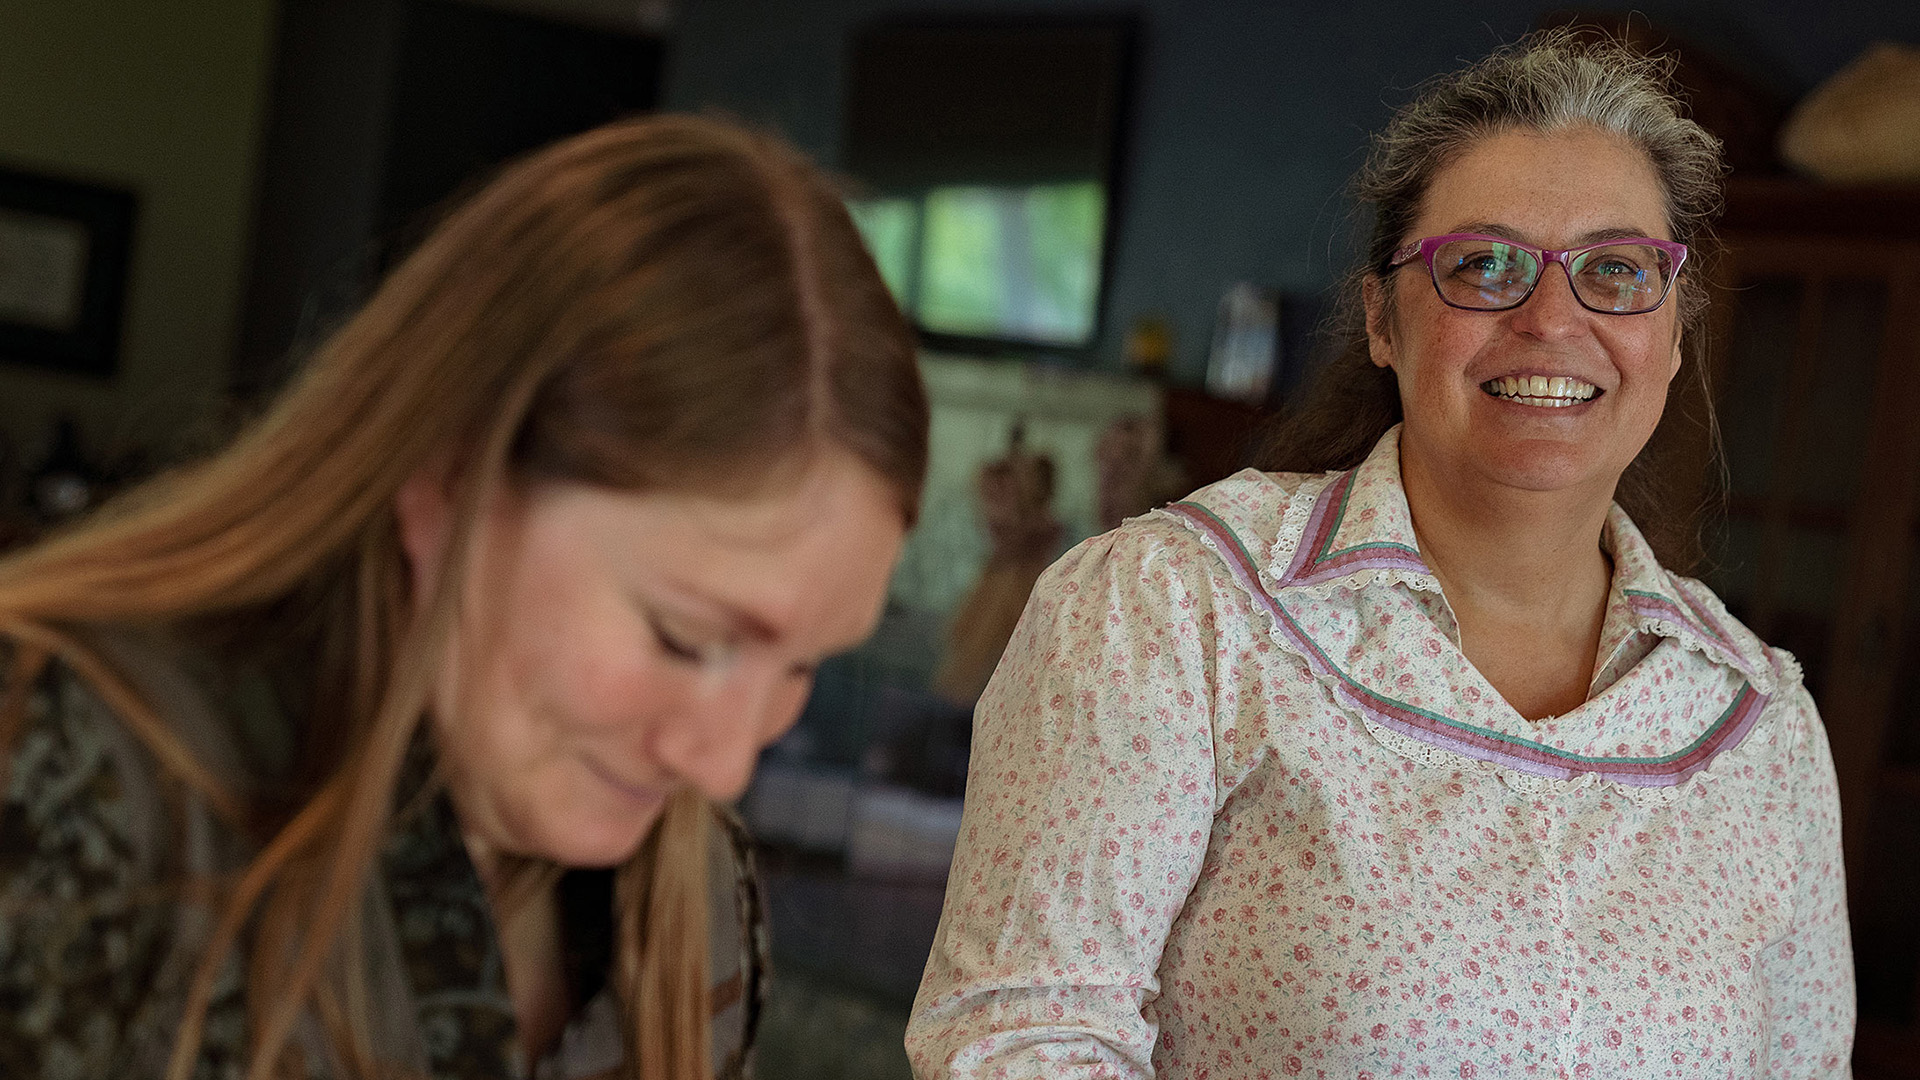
[{"xmin": 907, "ymin": 426, "xmax": 1853, "ymax": 1079}]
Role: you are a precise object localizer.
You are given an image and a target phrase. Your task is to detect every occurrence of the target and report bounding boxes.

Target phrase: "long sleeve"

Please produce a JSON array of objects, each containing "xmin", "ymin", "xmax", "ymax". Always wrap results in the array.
[
  {"xmin": 1760, "ymin": 683, "xmax": 1856, "ymax": 1079},
  {"xmin": 906, "ymin": 523, "xmax": 1226, "ymax": 1080}
]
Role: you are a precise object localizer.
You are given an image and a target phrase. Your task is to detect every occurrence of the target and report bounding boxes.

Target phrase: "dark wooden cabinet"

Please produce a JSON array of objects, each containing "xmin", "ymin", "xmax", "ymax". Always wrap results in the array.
[
  {"xmin": 1695, "ymin": 177, "xmax": 1920, "ymax": 1078},
  {"xmin": 1161, "ymin": 384, "xmax": 1272, "ymax": 488}
]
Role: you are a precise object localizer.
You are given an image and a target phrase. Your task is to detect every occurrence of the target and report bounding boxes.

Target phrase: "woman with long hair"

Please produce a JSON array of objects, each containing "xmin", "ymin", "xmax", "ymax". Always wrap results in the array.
[
  {"xmin": 0, "ymin": 113, "xmax": 927, "ymax": 1079},
  {"xmin": 908, "ymin": 32, "xmax": 1852, "ymax": 1079}
]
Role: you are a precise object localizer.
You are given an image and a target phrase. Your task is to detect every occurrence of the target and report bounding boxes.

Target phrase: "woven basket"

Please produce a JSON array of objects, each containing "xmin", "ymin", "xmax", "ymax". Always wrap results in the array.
[{"xmin": 1780, "ymin": 42, "xmax": 1920, "ymax": 183}]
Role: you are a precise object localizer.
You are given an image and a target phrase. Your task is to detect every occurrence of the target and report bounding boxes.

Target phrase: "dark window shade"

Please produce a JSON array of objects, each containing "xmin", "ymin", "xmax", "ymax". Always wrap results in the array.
[
  {"xmin": 844, "ymin": 22, "xmax": 1129, "ymax": 191},
  {"xmin": 381, "ymin": 0, "xmax": 662, "ymax": 252}
]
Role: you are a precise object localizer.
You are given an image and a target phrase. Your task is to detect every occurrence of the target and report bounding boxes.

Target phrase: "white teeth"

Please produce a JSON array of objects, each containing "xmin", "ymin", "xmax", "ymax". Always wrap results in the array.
[{"xmin": 1481, "ymin": 375, "xmax": 1599, "ymax": 406}]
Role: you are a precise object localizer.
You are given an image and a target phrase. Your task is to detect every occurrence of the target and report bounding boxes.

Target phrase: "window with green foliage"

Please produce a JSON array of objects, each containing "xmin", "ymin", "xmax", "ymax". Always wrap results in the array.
[{"xmin": 849, "ymin": 181, "xmax": 1106, "ymax": 348}]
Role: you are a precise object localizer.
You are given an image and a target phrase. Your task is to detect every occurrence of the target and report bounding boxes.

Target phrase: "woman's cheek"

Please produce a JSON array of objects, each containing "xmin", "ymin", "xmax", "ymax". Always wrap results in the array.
[{"xmin": 557, "ymin": 646, "xmax": 671, "ymax": 735}]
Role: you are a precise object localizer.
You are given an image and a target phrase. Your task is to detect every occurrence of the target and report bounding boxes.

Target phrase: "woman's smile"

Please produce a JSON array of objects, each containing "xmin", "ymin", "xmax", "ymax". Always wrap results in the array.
[
  {"xmin": 577, "ymin": 753, "xmax": 672, "ymax": 807},
  {"xmin": 1480, "ymin": 373, "xmax": 1601, "ymax": 407}
]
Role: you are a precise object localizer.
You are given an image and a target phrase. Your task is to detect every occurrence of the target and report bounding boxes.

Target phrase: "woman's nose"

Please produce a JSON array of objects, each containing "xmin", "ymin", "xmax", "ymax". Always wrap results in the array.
[
  {"xmin": 651, "ymin": 665, "xmax": 802, "ymax": 803},
  {"xmin": 1508, "ymin": 261, "xmax": 1588, "ymax": 340}
]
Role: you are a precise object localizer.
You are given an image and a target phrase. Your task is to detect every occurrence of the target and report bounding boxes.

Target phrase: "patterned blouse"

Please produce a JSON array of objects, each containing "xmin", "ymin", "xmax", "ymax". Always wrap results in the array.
[
  {"xmin": 907, "ymin": 426, "xmax": 1854, "ymax": 1080},
  {"xmin": 0, "ymin": 629, "xmax": 767, "ymax": 1079}
]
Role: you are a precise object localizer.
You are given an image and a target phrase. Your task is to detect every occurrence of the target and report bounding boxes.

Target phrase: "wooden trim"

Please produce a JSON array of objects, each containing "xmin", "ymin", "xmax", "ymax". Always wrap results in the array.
[
  {"xmin": 1723, "ymin": 236, "xmax": 1916, "ymax": 278},
  {"xmin": 1745, "ymin": 276, "xmax": 1829, "ymax": 640},
  {"xmin": 1883, "ymin": 765, "xmax": 1920, "ymax": 801},
  {"xmin": 1723, "ymin": 178, "xmax": 1920, "ymax": 242},
  {"xmin": 1817, "ymin": 260, "xmax": 1920, "ymax": 923}
]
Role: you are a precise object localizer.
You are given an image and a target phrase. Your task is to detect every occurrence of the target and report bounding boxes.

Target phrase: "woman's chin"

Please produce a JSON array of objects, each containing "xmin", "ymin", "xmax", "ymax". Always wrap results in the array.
[
  {"xmin": 511, "ymin": 804, "xmax": 663, "ymax": 868},
  {"xmin": 1487, "ymin": 454, "xmax": 1601, "ymax": 494},
  {"xmin": 1453, "ymin": 431, "xmax": 1629, "ymax": 497}
]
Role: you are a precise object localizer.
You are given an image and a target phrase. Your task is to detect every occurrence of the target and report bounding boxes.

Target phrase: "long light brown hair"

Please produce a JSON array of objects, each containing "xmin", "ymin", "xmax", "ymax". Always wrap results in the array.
[
  {"xmin": 0, "ymin": 113, "xmax": 926, "ymax": 1079},
  {"xmin": 1258, "ymin": 30, "xmax": 1725, "ymax": 569}
]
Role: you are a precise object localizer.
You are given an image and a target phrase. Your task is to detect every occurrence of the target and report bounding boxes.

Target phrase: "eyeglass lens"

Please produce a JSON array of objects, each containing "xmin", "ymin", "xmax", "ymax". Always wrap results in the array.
[{"xmin": 1432, "ymin": 239, "xmax": 1675, "ymax": 313}]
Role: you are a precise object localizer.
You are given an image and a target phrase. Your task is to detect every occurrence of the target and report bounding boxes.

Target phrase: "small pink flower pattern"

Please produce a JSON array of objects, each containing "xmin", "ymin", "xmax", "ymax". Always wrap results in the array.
[{"xmin": 907, "ymin": 429, "xmax": 1854, "ymax": 1079}]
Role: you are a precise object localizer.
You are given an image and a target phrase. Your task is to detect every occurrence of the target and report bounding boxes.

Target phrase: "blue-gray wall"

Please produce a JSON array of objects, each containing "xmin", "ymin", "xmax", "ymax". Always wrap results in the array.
[{"xmin": 664, "ymin": 0, "xmax": 1920, "ymax": 384}]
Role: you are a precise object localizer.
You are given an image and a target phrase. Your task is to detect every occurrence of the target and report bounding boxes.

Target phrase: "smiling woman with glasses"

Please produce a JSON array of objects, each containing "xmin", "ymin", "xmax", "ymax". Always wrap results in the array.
[{"xmin": 908, "ymin": 30, "xmax": 1854, "ymax": 1080}]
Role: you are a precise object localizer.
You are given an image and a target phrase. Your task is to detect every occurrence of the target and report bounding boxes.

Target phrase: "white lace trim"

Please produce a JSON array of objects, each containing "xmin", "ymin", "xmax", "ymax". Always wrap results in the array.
[
  {"xmin": 1264, "ymin": 567, "xmax": 1447, "ymax": 603},
  {"xmin": 1771, "ymin": 645, "xmax": 1804, "ymax": 688},
  {"xmin": 1262, "ymin": 470, "xmax": 1333, "ymax": 588},
  {"xmin": 1160, "ymin": 503, "xmax": 1787, "ymax": 807},
  {"xmin": 1646, "ymin": 576, "xmax": 1785, "ymax": 696},
  {"xmin": 1634, "ymin": 614, "xmax": 1775, "ymax": 697},
  {"xmin": 1258, "ymin": 472, "xmax": 1443, "ymax": 602}
]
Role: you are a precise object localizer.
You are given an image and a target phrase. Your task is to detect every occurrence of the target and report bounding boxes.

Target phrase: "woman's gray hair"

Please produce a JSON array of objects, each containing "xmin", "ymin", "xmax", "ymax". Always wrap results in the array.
[
  {"xmin": 1359, "ymin": 30, "xmax": 1723, "ymax": 312},
  {"xmin": 1259, "ymin": 29, "xmax": 1728, "ymax": 570}
]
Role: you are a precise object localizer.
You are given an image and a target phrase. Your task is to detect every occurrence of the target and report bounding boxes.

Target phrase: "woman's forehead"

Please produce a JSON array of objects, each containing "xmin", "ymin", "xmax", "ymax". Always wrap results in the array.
[{"xmin": 1416, "ymin": 127, "xmax": 1672, "ymax": 243}]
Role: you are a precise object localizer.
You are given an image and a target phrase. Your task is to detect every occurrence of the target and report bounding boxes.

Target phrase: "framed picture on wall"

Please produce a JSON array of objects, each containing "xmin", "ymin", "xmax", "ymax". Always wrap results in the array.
[{"xmin": 0, "ymin": 166, "xmax": 137, "ymax": 378}]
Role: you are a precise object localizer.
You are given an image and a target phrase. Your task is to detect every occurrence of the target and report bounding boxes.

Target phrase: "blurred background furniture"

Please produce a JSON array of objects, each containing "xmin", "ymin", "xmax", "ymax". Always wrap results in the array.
[{"xmin": 1695, "ymin": 176, "xmax": 1920, "ymax": 1078}]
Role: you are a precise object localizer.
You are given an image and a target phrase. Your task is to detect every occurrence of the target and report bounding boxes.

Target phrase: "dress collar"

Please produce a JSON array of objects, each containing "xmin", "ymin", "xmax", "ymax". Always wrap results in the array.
[
  {"xmin": 1265, "ymin": 425, "xmax": 1432, "ymax": 592},
  {"xmin": 1263, "ymin": 425, "xmax": 1770, "ymax": 687},
  {"xmin": 1602, "ymin": 505, "xmax": 1770, "ymax": 686}
]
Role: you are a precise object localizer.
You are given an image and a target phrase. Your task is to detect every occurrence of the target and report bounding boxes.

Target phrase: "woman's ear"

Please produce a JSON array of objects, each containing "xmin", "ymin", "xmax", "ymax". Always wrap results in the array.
[
  {"xmin": 1363, "ymin": 278, "xmax": 1396, "ymax": 371},
  {"xmin": 395, "ymin": 462, "xmax": 457, "ymax": 609}
]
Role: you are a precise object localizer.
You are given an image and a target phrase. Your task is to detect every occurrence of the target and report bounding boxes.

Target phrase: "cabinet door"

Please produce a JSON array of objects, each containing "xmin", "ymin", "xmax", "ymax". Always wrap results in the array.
[{"xmin": 1702, "ymin": 235, "xmax": 1920, "ymax": 1072}]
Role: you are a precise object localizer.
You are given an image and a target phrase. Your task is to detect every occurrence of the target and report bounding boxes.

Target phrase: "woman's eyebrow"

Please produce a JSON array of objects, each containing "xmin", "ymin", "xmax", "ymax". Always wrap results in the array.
[
  {"xmin": 654, "ymin": 580, "xmax": 876, "ymax": 656},
  {"xmin": 1572, "ymin": 225, "xmax": 1663, "ymax": 244},
  {"xmin": 645, "ymin": 587, "xmax": 782, "ymax": 643},
  {"xmin": 718, "ymin": 605, "xmax": 783, "ymax": 643},
  {"xmin": 1450, "ymin": 220, "xmax": 1529, "ymax": 241},
  {"xmin": 1451, "ymin": 221, "xmax": 1662, "ymax": 245}
]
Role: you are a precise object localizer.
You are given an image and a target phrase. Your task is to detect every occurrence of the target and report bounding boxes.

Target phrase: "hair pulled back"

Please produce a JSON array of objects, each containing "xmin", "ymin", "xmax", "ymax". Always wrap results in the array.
[{"xmin": 1259, "ymin": 29, "xmax": 1726, "ymax": 567}]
